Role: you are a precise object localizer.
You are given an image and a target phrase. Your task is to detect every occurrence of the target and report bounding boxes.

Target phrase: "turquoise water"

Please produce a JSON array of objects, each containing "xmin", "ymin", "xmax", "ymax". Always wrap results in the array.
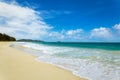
[
  {"xmin": 13, "ymin": 42, "xmax": 120, "ymax": 80},
  {"xmin": 32, "ymin": 42, "xmax": 120, "ymax": 50}
]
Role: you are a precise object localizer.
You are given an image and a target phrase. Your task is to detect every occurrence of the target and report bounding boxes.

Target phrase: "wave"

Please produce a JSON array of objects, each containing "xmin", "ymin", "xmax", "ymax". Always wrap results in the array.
[{"xmin": 12, "ymin": 42, "xmax": 120, "ymax": 80}]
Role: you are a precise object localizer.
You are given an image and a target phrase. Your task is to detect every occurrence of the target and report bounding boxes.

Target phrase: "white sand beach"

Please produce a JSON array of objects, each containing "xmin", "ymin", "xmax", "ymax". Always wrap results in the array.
[{"xmin": 0, "ymin": 42, "xmax": 87, "ymax": 80}]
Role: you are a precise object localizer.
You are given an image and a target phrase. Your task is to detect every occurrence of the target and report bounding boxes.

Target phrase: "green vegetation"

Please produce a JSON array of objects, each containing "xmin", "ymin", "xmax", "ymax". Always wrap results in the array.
[
  {"xmin": 0, "ymin": 33, "xmax": 16, "ymax": 41},
  {"xmin": 17, "ymin": 39, "xmax": 43, "ymax": 42}
]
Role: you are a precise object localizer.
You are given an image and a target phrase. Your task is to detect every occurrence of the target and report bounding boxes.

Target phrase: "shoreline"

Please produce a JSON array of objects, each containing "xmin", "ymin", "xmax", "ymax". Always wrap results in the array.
[{"xmin": 0, "ymin": 42, "xmax": 87, "ymax": 80}]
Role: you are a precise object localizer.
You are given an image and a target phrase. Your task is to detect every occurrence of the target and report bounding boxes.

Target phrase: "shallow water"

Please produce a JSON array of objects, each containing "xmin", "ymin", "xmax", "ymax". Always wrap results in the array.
[{"xmin": 12, "ymin": 42, "xmax": 120, "ymax": 80}]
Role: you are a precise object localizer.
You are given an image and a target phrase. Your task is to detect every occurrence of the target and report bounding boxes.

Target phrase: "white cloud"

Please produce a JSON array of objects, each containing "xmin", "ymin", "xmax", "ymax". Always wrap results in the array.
[
  {"xmin": 114, "ymin": 23, "xmax": 120, "ymax": 30},
  {"xmin": 48, "ymin": 29, "xmax": 84, "ymax": 41},
  {"xmin": 48, "ymin": 31, "xmax": 65, "ymax": 40},
  {"xmin": 113, "ymin": 23, "xmax": 120, "ymax": 35},
  {"xmin": 0, "ymin": 1, "xmax": 83, "ymax": 41},
  {"xmin": 49, "ymin": 10, "xmax": 72, "ymax": 15},
  {"xmin": 0, "ymin": 1, "xmax": 120, "ymax": 42},
  {"xmin": 66, "ymin": 29, "xmax": 84, "ymax": 40},
  {"xmin": 0, "ymin": 1, "xmax": 52, "ymax": 39},
  {"xmin": 90, "ymin": 27, "xmax": 112, "ymax": 39},
  {"xmin": 112, "ymin": 23, "xmax": 120, "ymax": 41},
  {"xmin": 66, "ymin": 29, "xmax": 83, "ymax": 36},
  {"xmin": 40, "ymin": 10, "xmax": 72, "ymax": 19}
]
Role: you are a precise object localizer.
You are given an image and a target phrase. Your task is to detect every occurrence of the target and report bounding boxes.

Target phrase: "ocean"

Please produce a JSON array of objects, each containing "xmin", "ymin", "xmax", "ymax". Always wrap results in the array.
[{"xmin": 12, "ymin": 42, "xmax": 120, "ymax": 80}]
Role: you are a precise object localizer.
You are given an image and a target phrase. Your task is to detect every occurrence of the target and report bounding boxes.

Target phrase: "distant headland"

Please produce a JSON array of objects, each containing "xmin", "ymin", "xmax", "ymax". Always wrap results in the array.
[{"xmin": 17, "ymin": 39, "xmax": 44, "ymax": 42}]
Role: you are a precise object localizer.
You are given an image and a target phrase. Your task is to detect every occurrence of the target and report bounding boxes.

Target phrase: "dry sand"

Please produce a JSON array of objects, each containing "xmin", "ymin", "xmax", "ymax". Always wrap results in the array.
[{"xmin": 0, "ymin": 42, "xmax": 87, "ymax": 80}]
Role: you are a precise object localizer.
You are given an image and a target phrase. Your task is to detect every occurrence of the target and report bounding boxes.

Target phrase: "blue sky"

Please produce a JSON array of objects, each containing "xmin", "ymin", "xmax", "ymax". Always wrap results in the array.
[
  {"xmin": 0, "ymin": 0, "xmax": 120, "ymax": 42},
  {"xmin": 17, "ymin": 0, "xmax": 120, "ymax": 29}
]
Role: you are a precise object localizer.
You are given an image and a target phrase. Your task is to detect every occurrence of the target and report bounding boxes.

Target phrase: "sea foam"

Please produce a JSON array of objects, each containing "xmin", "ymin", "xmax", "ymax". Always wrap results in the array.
[{"xmin": 12, "ymin": 42, "xmax": 120, "ymax": 80}]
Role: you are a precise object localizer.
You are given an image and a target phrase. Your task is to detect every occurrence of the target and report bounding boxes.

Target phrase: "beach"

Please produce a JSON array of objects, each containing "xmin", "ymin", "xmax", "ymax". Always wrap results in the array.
[
  {"xmin": 0, "ymin": 42, "xmax": 86, "ymax": 80},
  {"xmin": 12, "ymin": 42, "xmax": 120, "ymax": 80}
]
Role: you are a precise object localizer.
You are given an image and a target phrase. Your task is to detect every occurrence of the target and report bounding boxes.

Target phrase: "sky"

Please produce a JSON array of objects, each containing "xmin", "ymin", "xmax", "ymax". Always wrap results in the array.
[{"xmin": 0, "ymin": 0, "xmax": 120, "ymax": 42}]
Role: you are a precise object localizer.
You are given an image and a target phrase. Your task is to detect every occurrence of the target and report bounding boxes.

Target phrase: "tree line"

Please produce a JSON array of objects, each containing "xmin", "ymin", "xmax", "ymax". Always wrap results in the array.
[{"xmin": 0, "ymin": 33, "xmax": 16, "ymax": 41}]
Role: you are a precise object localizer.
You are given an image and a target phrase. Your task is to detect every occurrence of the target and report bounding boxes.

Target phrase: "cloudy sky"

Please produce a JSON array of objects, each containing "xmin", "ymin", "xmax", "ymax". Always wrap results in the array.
[{"xmin": 0, "ymin": 0, "xmax": 120, "ymax": 42}]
